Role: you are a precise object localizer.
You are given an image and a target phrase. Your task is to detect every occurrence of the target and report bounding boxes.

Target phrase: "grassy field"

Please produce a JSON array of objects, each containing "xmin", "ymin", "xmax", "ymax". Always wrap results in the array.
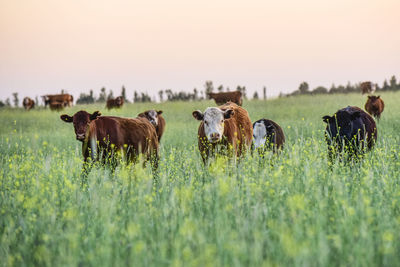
[{"xmin": 1, "ymin": 92, "xmax": 400, "ymax": 266}]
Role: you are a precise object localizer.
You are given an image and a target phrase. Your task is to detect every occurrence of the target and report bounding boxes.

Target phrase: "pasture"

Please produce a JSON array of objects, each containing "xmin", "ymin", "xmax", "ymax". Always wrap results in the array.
[{"xmin": 1, "ymin": 92, "xmax": 400, "ymax": 266}]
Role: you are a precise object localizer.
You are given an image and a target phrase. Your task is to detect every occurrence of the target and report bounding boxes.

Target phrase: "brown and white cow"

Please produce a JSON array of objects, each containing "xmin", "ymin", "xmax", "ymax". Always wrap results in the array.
[
  {"xmin": 137, "ymin": 110, "xmax": 166, "ymax": 142},
  {"xmin": 192, "ymin": 102, "xmax": 252, "ymax": 163},
  {"xmin": 43, "ymin": 94, "xmax": 73, "ymax": 108},
  {"xmin": 365, "ymin": 95, "xmax": 384, "ymax": 120},
  {"xmin": 22, "ymin": 97, "xmax": 35, "ymax": 110},
  {"xmin": 208, "ymin": 91, "xmax": 243, "ymax": 106},
  {"xmin": 60, "ymin": 111, "xmax": 159, "ymax": 168},
  {"xmin": 106, "ymin": 96, "xmax": 124, "ymax": 110}
]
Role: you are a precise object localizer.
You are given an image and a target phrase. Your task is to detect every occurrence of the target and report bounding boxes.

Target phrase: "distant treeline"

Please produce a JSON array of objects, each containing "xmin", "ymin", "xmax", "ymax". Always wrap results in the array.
[
  {"xmin": 282, "ymin": 75, "xmax": 400, "ymax": 97},
  {"xmin": 1, "ymin": 75, "xmax": 399, "ymax": 107}
]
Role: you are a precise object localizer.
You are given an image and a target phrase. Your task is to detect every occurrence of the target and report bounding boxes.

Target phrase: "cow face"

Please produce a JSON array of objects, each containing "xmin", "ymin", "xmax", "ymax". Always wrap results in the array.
[
  {"xmin": 323, "ymin": 110, "xmax": 361, "ymax": 142},
  {"xmin": 60, "ymin": 110, "xmax": 101, "ymax": 141},
  {"xmin": 193, "ymin": 107, "xmax": 234, "ymax": 143},
  {"xmin": 252, "ymin": 121, "xmax": 275, "ymax": 149},
  {"xmin": 116, "ymin": 96, "xmax": 123, "ymax": 106},
  {"xmin": 140, "ymin": 110, "xmax": 162, "ymax": 126}
]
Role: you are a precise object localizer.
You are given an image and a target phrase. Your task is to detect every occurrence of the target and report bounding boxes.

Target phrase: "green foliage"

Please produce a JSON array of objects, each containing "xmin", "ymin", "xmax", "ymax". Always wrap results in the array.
[{"xmin": 1, "ymin": 93, "xmax": 400, "ymax": 266}]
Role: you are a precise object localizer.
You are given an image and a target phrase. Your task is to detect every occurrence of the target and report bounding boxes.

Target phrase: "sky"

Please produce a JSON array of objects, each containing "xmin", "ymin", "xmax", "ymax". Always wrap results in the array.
[{"xmin": 0, "ymin": 0, "xmax": 399, "ymax": 102}]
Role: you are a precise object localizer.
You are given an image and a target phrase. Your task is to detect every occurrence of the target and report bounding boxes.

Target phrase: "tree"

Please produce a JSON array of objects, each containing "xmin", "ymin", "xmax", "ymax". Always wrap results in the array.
[
  {"xmin": 97, "ymin": 87, "xmax": 107, "ymax": 102},
  {"xmin": 121, "ymin": 86, "xmax": 128, "ymax": 102},
  {"xmin": 204, "ymin": 81, "xmax": 214, "ymax": 99},
  {"xmin": 12, "ymin": 92, "xmax": 18, "ymax": 107},
  {"xmin": 217, "ymin": 85, "xmax": 224, "ymax": 92},
  {"xmin": 312, "ymin": 86, "xmax": 328, "ymax": 94},
  {"xmin": 0, "ymin": 100, "xmax": 4, "ymax": 108},
  {"xmin": 158, "ymin": 90, "xmax": 164, "ymax": 102},
  {"xmin": 76, "ymin": 90, "xmax": 95, "ymax": 104},
  {"xmin": 236, "ymin": 86, "xmax": 247, "ymax": 99},
  {"xmin": 193, "ymin": 88, "xmax": 198, "ymax": 101},
  {"xmin": 382, "ymin": 79, "xmax": 389, "ymax": 91},
  {"xmin": 5, "ymin": 98, "xmax": 11, "ymax": 106},
  {"xmin": 263, "ymin": 86, "xmax": 267, "ymax": 100},
  {"xmin": 253, "ymin": 91, "xmax": 259, "ymax": 99},
  {"xmin": 298, "ymin": 82, "xmax": 309, "ymax": 94},
  {"xmin": 389, "ymin": 75, "xmax": 397, "ymax": 90},
  {"xmin": 134, "ymin": 91, "xmax": 140, "ymax": 103}
]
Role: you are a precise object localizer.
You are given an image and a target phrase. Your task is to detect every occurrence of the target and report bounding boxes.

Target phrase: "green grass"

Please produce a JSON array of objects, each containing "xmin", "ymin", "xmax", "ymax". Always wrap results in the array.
[{"xmin": 1, "ymin": 93, "xmax": 400, "ymax": 266}]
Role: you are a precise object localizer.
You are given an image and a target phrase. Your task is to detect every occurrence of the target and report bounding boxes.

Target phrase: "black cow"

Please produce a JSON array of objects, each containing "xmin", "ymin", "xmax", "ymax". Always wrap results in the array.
[
  {"xmin": 252, "ymin": 119, "xmax": 285, "ymax": 153},
  {"xmin": 322, "ymin": 106, "xmax": 377, "ymax": 161}
]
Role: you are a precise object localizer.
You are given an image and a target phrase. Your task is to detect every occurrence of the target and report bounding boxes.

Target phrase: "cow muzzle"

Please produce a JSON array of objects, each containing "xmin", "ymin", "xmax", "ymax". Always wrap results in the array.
[
  {"xmin": 209, "ymin": 132, "xmax": 221, "ymax": 143},
  {"xmin": 76, "ymin": 133, "xmax": 85, "ymax": 141}
]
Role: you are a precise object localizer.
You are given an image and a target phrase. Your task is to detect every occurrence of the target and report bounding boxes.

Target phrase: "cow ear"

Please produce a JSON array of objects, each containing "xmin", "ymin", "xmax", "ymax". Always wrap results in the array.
[
  {"xmin": 90, "ymin": 111, "xmax": 101, "ymax": 120},
  {"xmin": 60, "ymin": 114, "xmax": 73, "ymax": 123},
  {"xmin": 157, "ymin": 110, "xmax": 163, "ymax": 115},
  {"xmin": 368, "ymin": 96, "xmax": 371, "ymax": 99},
  {"xmin": 192, "ymin": 110, "xmax": 204, "ymax": 120},
  {"xmin": 377, "ymin": 95, "xmax": 380, "ymax": 99},
  {"xmin": 351, "ymin": 111, "xmax": 361, "ymax": 120},
  {"xmin": 322, "ymin": 116, "xmax": 331, "ymax": 123},
  {"xmin": 223, "ymin": 109, "xmax": 234, "ymax": 119}
]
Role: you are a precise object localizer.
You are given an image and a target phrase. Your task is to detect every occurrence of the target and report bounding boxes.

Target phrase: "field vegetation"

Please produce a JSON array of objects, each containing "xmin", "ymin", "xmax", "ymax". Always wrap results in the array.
[{"xmin": 1, "ymin": 92, "xmax": 400, "ymax": 266}]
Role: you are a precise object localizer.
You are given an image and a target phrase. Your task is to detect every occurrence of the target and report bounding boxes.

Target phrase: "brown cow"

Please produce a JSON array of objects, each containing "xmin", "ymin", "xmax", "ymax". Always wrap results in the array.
[
  {"xmin": 360, "ymin": 81, "xmax": 375, "ymax": 95},
  {"xmin": 365, "ymin": 95, "xmax": 384, "ymax": 120},
  {"xmin": 43, "ymin": 94, "xmax": 73, "ymax": 108},
  {"xmin": 192, "ymin": 102, "xmax": 252, "ymax": 163},
  {"xmin": 137, "ymin": 110, "xmax": 166, "ymax": 142},
  {"xmin": 22, "ymin": 97, "xmax": 35, "ymax": 110},
  {"xmin": 49, "ymin": 101, "xmax": 65, "ymax": 111},
  {"xmin": 106, "ymin": 96, "xmax": 124, "ymax": 109},
  {"xmin": 208, "ymin": 91, "xmax": 243, "ymax": 106},
  {"xmin": 60, "ymin": 111, "xmax": 159, "ymax": 169}
]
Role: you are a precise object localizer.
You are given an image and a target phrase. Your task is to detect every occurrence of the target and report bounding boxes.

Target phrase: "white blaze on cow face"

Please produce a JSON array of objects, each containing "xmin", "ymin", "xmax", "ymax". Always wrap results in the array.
[
  {"xmin": 253, "ymin": 122, "xmax": 267, "ymax": 149},
  {"xmin": 147, "ymin": 110, "xmax": 158, "ymax": 126},
  {"xmin": 193, "ymin": 107, "xmax": 234, "ymax": 143}
]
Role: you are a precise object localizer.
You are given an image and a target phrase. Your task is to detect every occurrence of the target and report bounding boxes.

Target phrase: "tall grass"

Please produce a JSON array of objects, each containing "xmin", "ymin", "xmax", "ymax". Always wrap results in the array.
[{"xmin": 1, "ymin": 93, "xmax": 399, "ymax": 266}]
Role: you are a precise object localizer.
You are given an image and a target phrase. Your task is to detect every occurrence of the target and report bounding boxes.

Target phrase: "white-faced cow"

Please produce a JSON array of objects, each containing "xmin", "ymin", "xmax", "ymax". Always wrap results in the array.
[
  {"xmin": 252, "ymin": 119, "xmax": 285, "ymax": 153},
  {"xmin": 137, "ymin": 110, "xmax": 166, "ymax": 142},
  {"xmin": 192, "ymin": 102, "xmax": 252, "ymax": 163}
]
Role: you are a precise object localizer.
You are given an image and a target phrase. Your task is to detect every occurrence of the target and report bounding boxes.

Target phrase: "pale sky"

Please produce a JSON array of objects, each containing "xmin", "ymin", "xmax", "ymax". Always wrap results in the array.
[{"xmin": 0, "ymin": 0, "xmax": 399, "ymax": 102}]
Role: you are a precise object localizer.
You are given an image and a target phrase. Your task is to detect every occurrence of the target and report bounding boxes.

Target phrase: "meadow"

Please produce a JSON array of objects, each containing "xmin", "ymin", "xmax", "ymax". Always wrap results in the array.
[{"xmin": 1, "ymin": 92, "xmax": 400, "ymax": 266}]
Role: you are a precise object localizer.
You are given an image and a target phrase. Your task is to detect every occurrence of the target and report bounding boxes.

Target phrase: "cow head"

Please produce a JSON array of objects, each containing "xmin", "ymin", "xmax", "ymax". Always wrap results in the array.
[
  {"xmin": 192, "ymin": 107, "xmax": 234, "ymax": 143},
  {"xmin": 116, "ymin": 96, "xmax": 124, "ymax": 106},
  {"xmin": 138, "ymin": 110, "xmax": 163, "ymax": 127},
  {"xmin": 323, "ymin": 109, "xmax": 361, "ymax": 142},
  {"xmin": 60, "ymin": 110, "xmax": 101, "ymax": 141},
  {"xmin": 368, "ymin": 95, "xmax": 380, "ymax": 102},
  {"xmin": 252, "ymin": 120, "xmax": 275, "ymax": 149}
]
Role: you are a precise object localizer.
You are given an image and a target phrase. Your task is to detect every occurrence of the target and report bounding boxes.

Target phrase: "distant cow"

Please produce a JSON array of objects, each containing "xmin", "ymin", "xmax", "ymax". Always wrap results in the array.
[
  {"xmin": 60, "ymin": 111, "xmax": 159, "ymax": 169},
  {"xmin": 360, "ymin": 81, "xmax": 375, "ymax": 95},
  {"xmin": 192, "ymin": 102, "xmax": 252, "ymax": 163},
  {"xmin": 322, "ymin": 106, "xmax": 377, "ymax": 161},
  {"xmin": 42, "ymin": 94, "xmax": 73, "ymax": 108},
  {"xmin": 208, "ymin": 91, "xmax": 243, "ymax": 106},
  {"xmin": 106, "ymin": 96, "xmax": 124, "ymax": 109},
  {"xmin": 49, "ymin": 101, "xmax": 65, "ymax": 111},
  {"xmin": 137, "ymin": 110, "xmax": 166, "ymax": 142},
  {"xmin": 252, "ymin": 119, "xmax": 285, "ymax": 153},
  {"xmin": 365, "ymin": 95, "xmax": 384, "ymax": 120},
  {"xmin": 22, "ymin": 97, "xmax": 35, "ymax": 110}
]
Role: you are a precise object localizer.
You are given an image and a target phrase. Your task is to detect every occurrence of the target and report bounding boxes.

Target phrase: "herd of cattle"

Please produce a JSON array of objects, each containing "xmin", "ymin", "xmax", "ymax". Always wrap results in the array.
[
  {"xmin": 19, "ymin": 87, "xmax": 385, "ymax": 170},
  {"xmin": 55, "ymin": 94, "xmax": 384, "ymax": 172}
]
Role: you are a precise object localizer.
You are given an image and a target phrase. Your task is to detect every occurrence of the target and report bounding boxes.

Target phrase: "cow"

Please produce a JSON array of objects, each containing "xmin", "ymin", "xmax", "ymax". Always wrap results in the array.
[
  {"xmin": 49, "ymin": 101, "xmax": 65, "ymax": 111},
  {"xmin": 60, "ymin": 111, "xmax": 159, "ymax": 170},
  {"xmin": 106, "ymin": 96, "xmax": 124, "ymax": 110},
  {"xmin": 22, "ymin": 97, "xmax": 35, "ymax": 110},
  {"xmin": 365, "ymin": 95, "xmax": 384, "ymax": 120},
  {"xmin": 252, "ymin": 119, "xmax": 285, "ymax": 153},
  {"xmin": 192, "ymin": 102, "xmax": 252, "ymax": 163},
  {"xmin": 137, "ymin": 110, "xmax": 166, "ymax": 142},
  {"xmin": 322, "ymin": 106, "xmax": 377, "ymax": 162},
  {"xmin": 360, "ymin": 81, "xmax": 375, "ymax": 95},
  {"xmin": 208, "ymin": 91, "xmax": 243, "ymax": 106},
  {"xmin": 42, "ymin": 94, "xmax": 73, "ymax": 108}
]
